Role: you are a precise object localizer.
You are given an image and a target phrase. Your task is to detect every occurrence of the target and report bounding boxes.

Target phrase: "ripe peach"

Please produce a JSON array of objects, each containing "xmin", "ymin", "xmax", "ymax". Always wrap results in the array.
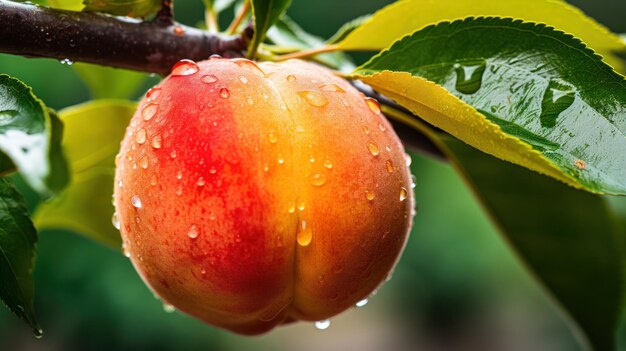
[{"xmin": 113, "ymin": 57, "xmax": 414, "ymax": 334}]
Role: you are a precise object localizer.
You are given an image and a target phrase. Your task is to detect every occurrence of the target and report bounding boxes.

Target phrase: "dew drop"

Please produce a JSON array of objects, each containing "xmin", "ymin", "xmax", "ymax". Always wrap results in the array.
[
  {"xmin": 170, "ymin": 150, "xmax": 177, "ymax": 158},
  {"xmin": 209, "ymin": 167, "xmax": 217, "ymax": 174},
  {"xmin": 246, "ymin": 96, "xmax": 254, "ymax": 105},
  {"xmin": 319, "ymin": 83, "xmax": 345, "ymax": 93},
  {"xmin": 385, "ymin": 159, "xmax": 394, "ymax": 173},
  {"xmin": 34, "ymin": 328, "xmax": 43, "ymax": 339},
  {"xmin": 60, "ymin": 58, "xmax": 74, "ymax": 65},
  {"xmin": 151, "ymin": 135, "xmax": 162, "ymax": 149},
  {"xmin": 232, "ymin": 58, "xmax": 267, "ymax": 77},
  {"xmin": 362, "ymin": 125, "xmax": 370, "ymax": 135},
  {"xmin": 356, "ymin": 298, "xmax": 369, "ymax": 308},
  {"xmin": 176, "ymin": 171, "xmax": 183, "ymax": 180},
  {"xmin": 378, "ymin": 123, "xmax": 387, "ymax": 132},
  {"xmin": 220, "ymin": 88, "xmax": 230, "ymax": 99},
  {"xmin": 453, "ymin": 59, "xmax": 486, "ymax": 94},
  {"xmin": 140, "ymin": 156, "xmax": 149, "ymax": 169},
  {"xmin": 150, "ymin": 175, "xmax": 158, "ymax": 186},
  {"xmin": 411, "ymin": 174, "xmax": 417, "ymax": 189},
  {"xmin": 196, "ymin": 177, "xmax": 205, "ymax": 186},
  {"xmin": 297, "ymin": 220, "xmax": 313, "ymax": 246},
  {"xmin": 112, "ymin": 212, "xmax": 120, "ymax": 230},
  {"xmin": 146, "ymin": 87, "xmax": 161, "ymax": 100},
  {"xmin": 131, "ymin": 195, "xmax": 142, "ymax": 208},
  {"xmin": 364, "ymin": 97, "xmax": 381, "ymax": 114},
  {"xmin": 298, "ymin": 91, "xmax": 328, "ymax": 107},
  {"xmin": 201, "ymin": 74, "xmax": 218, "ymax": 84},
  {"xmin": 309, "ymin": 173, "xmax": 327, "ymax": 187},
  {"xmin": 367, "ymin": 142, "xmax": 380, "ymax": 156},
  {"xmin": 267, "ymin": 130, "xmax": 278, "ymax": 143},
  {"xmin": 309, "ymin": 155, "xmax": 315, "ymax": 163},
  {"xmin": 263, "ymin": 163, "xmax": 269, "ymax": 172},
  {"xmin": 277, "ymin": 155, "xmax": 285, "ymax": 165},
  {"xmin": 136, "ymin": 129, "xmax": 146, "ymax": 144},
  {"xmin": 188, "ymin": 225, "xmax": 199, "ymax": 239},
  {"xmin": 163, "ymin": 303, "xmax": 175, "ymax": 313},
  {"xmin": 171, "ymin": 59, "xmax": 199, "ymax": 76},
  {"xmin": 539, "ymin": 79, "xmax": 575, "ymax": 128},
  {"xmin": 238, "ymin": 75, "xmax": 248, "ymax": 84},
  {"xmin": 314, "ymin": 319, "xmax": 331, "ymax": 330},
  {"xmin": 323, "ymin": 159, "xmax": 333, "ymax": 169},
  {"xmin": 286, "ymin": 74, "xmax": 296, "ymax": 82},
  {"xmin": 297, "ymin": 198, "xmax": 305, "ymax": 211},
  {"xmin": 118, "ymin": 180, "xmax": 123, "ymax": 188},
  {"xmin": 209, "ymin": 54, "xmax": 222, "ymax": 60},
  {"xmin": 287, "ymin": 201, "xmax": 296, "ymax": 214},
  {"xmin": 142, "ymin": 103, "xmax": 158, "ymax": 121},
  {"xmin": 399, "ymin": 187, "xmax": 408, "ymax": 202},
  {"xmin": 365, "ymin": 190, "xmax": 375, "ymax": 201},
  {"xmin": 405, "ymin": 153, "xmax": 412, "ymax": 167}
]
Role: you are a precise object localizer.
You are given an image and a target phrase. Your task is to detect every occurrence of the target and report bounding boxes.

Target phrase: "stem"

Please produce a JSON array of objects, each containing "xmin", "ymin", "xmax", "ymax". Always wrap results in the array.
[
  {"xmin": 274, "ymin": 45, "xmax": 340, "ymax": 61},
  {"xmin": 205, "ymin": 9, "xmax": 219, "ymax": 32},
  {"xmin": 0, "ymin": 0, "xmax": 247, "ymax": 75},
  {"xmin": 228, "ymin": 0, "xmax": 250, "ymax": 35}
]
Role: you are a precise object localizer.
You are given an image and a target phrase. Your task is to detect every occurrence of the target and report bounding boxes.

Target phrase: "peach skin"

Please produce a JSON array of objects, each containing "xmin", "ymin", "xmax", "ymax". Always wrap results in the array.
[{"xmin": 113, "ymin": 57, "xmax": 414, "ymax": 334}]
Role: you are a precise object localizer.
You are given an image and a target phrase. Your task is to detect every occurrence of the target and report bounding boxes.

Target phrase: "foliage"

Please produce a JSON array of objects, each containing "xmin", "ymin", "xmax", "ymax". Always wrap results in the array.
[{"xmin": 0, "ymin": 0, "xmax": 624, "ymax": 350}]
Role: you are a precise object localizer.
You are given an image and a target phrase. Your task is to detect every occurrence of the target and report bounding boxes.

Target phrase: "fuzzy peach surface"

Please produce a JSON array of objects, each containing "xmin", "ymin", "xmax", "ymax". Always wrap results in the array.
[{"xmin": 113, "ymin": 58, "xmax": 414, "ymax": 334}]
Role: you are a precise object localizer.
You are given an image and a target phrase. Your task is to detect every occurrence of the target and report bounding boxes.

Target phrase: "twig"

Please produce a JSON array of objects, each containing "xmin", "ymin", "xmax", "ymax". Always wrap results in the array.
[{"xmin": 0, "ymin": 0, "xmax": 247, "ymax": 75}]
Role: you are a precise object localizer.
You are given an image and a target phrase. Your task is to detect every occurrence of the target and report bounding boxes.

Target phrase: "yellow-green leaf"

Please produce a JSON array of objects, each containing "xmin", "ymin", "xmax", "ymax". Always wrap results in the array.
[
  {"xmin": 338, "ymin": 0, "xmax": 626, "ymax": 73},
  {"xmin": 357, "ymin": 71, "xmax": 575, "ymax": 189},
  {"xmin": 47, "ymin": 0, "xmax": 84, "ymax": 11},
  {"xmin": 34, "ymin": 100, "xmax": 136, "ymax": 248}
]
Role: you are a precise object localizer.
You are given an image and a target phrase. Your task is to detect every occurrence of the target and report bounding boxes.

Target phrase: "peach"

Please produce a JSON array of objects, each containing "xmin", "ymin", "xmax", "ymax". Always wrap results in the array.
[{"xmin": 113, "ymin": 57, "xmax": 414, "ymax": 334}]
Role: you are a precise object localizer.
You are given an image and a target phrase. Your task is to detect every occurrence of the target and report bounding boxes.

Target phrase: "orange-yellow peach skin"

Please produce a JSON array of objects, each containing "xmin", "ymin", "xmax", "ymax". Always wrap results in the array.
[{"xmin": 113, "ymin": 57, "xmax": 414, "ymax": 335}]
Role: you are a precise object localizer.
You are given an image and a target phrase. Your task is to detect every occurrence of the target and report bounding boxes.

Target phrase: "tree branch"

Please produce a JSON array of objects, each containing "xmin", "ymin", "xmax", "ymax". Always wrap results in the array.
[{"xmin": 0, "ymin": 0, "xmax": 247, "ymax": 75}]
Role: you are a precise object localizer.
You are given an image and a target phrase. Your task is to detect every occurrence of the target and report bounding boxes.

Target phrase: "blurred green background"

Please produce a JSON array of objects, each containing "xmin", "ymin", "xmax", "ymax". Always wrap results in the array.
[{"xmin": 1, "ymin": 1, "xmax": 624, "ymax": 350}]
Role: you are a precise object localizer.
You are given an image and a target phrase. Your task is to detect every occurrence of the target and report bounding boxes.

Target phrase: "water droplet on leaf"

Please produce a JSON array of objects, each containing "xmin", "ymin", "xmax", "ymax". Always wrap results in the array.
[
  {"xmin": 453, "ymin": 59, "xmax": 486, "ymax": 94},
  {"xmin": 539, "ymin": 79, "xmax": 575, "ymax": 128}
]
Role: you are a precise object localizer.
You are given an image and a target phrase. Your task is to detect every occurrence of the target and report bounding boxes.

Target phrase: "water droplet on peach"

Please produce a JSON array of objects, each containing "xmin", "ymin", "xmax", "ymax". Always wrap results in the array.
[
  {"xmin": 298, "ymin": 90, "xmax": 328, "ymax": 107},
  {"xmin": 112, "ymin": 212, "xmax": 120, "ymax": 229},
  {"xmin": 365, "ymin": 97, "xmax": 381, "ymax": 114},
  {"xmin": 197, "ymin": 177, "xmax": 205, "ymax": 186},
  {"xmin": 386, "ymin": 160, "xmax": 394, "ymax": 173},
  {"xmin": 140, "ymin": 156, "xmax": 149, "ymax": 169},
  {"xmin": 201, "ymin": 74, "xmax": 218, "ymax": 84},
  {"xmin": 188, "ymin": 225, "xmax": 199, "ymax": 239},
  {"xmin": 209, "ymin": 167, "xmax": 217, "ymax": 174},
  {"xmin": 151, "ymin": 135, "xmax": 162, "ymax": 149},
  {"xmin": 309, "ymin": 173, "xmax": 327, "ymax": 187},
  {"xmin": 142, "ymin": 103, "xmax": 158, "ymax": 121},
  {"xmin": 319, "ymin": 83, "xmax": 345, "ymax": 93},
  {"xmin": 297, "ymin": 220, "xmax": 312, "ymax": 246},
  {"xmin": 367, "ymin": 142, "xmax": 379, "ymax": 156},
  {"xmin": 286, "ymin": 74, "xmax": 296, "ymax": 82},
  {"xmin": 136, "ymin": 129, "xmax": 146, "ymax": 144},
  {"xmin": 362, "ymin": 125, "xmax": 370, "ymax": 135},
  {"xmin": 399, "ymin": 187, "xmax": 408, "ymax": 201},
  {"xmin": 171, "ymin": 59, "xmax": 199, "ymax": 76},
  {"xmin": 232, "ymin": 58, "xmax": 267, "ymax": 77},
  {"xmin": 220, "ymin": 88, "xmax": 230, "ymax": 99},
  {"xmin": 267, "ymin": 131, "xmax": 278, "ymax": 143},
  {"xmin": 131, "ymin": 195, "xmax": 142, "ymax": 208},
  {"xmin": 238, "ymin": 75, "xmax": 248, "ymax": 84},
  {"xmin": 365, "ymin": 190, "xmax": 375, "ymax": 201},
  {"xmin": 356, "ymin": 298, "xmax": 369, "ymax": 308},
  {"xmin": 287, "ymin": 201, "xmax": 296, "ymax": 214},
  {"xmin": 146, "ymin": 87, "xmax": 161, "ymax": 100},
  {"xmin": 314, "ymin": 319, "xmax": 331, "ymax": 330},
  {"xmin": 323, "ymin": 159, "xmax": 333, "ymax": 169}
]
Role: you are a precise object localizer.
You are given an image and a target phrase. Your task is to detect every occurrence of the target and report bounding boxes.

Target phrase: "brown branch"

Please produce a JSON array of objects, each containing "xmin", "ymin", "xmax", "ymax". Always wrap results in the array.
[{"xmin": 0, "ymin": 0, "xmax": 247, "ymax": 75}]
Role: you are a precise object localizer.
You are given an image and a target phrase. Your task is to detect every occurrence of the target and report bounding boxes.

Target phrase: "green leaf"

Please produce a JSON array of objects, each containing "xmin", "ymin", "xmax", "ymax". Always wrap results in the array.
[
  {"xmin": 354, "ymin": 17, "xmax": 626, "ymax": 195},
  {"xmin": 337, "ymin": 0, "xmax": 626, "ymax": 73},
  {"xmin": 326, "ymin": 14, "xmax": 371, "ymax": 45},
  {"xmin": 82, "ymin": 0, "xmax": 161, "ymax": 17},
  {"xmin": 389, "ymin": 111, "xmax": 624, "ymax": 350},
  {"xmin": 441, "ymin": 137, "xmax": 623, "ymax": 351},
  {"xmin": 34, "ymin": 100, "xmax": 136, "ymax": 248},
  {"xmin": 266, "ymin": 16, "xmax": 354, "ymax": 71},
  {"xmin": 248, "ymin": 0, "xmax": 292, "ymax": 58},
  {"xmin": 48, "ymin": 0, "xmax": 84, "ymax": 11},
  {"xmin": 0, "ymin": 177, "xmax": 41, "ymax": 336},
  {"xmin": 0, "ymin": 75, "xmax": 69, "ymax": 198},
  {"xmin": 73, "ymin": 63, "xmax": 148, "ymax": 100}
]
